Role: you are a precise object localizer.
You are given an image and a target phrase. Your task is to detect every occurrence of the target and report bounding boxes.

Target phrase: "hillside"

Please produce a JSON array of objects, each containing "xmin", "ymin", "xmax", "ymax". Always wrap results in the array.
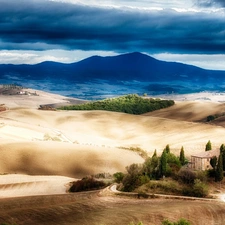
[
  {"xmin": 1, "ymin": 99, "xmax": 225, "ymax": 166},
  {"xmin": 1, "ymin": 91, "xmax": 225, "ymax": 224},
  {"xmin": 145, "ymin": 100, "xmax": 225, "ymax": 122},
  {"xmin": 1, "ymin": 91, "xmax": 225, "ymax": 177}
]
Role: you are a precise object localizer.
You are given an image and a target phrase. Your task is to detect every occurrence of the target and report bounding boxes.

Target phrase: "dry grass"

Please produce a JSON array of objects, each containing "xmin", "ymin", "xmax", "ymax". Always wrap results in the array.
[
  {"xmin": 1, "ymin": 105, "xmax": 225, "ymax": 157},
  {"xmin": 0, "ymin": 140, "xmax": 143, "ymax": 178},
  {"xmin": 0, "ymin": 192, "xmax": 225, "ymax": 225},
  {"xmin": 144, "ymin": 100, "xmax": 225, "ymax": 122},
  {"xmin": 0, "ymin": 91, "xmax": 225, "ymax": 224}
]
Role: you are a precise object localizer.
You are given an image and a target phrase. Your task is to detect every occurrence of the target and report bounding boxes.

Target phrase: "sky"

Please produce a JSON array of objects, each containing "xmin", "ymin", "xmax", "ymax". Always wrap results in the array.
[{"xmin": 0, "ymin": 0, "xmax": 225, "ymax": 70}]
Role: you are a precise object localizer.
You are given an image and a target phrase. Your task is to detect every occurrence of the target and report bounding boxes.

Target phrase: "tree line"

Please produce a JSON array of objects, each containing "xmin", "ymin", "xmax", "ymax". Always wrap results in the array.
[{"xmin": 59, "ymin": 94, "xmax": 175, "ymax": 115}]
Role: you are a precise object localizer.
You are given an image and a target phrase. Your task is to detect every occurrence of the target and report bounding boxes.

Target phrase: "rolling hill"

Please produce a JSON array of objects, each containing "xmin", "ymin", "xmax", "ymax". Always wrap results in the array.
[{"xmin": 1, "ymin": 90, "xmax": 225, "ymax": 224}]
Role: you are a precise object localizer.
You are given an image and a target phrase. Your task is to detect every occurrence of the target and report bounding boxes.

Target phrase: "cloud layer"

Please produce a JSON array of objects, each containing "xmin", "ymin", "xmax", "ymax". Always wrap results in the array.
[
  {"xmin": 194, "ymin": 0, "xmax": 225, "ymax": 7},
  {"xmin": 0, "ymin": 0, "xmax": 224, "ymax": 55}
]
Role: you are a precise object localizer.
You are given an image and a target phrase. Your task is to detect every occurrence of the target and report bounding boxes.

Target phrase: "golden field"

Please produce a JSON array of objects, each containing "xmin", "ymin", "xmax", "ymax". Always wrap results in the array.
[{"xmin": 0, "ymin": 90, "xmax": 225, "ymax": 224}]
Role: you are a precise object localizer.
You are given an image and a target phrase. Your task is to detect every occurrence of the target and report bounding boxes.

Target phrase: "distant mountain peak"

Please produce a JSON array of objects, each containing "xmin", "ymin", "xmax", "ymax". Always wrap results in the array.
[{"xmin": 0, "ymin": 52, "xmax": 225, "ymax": 98}]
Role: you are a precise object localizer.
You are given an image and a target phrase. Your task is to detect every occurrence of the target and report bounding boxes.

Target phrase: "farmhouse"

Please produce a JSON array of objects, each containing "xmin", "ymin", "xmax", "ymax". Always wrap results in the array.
[{"xmin": 191, "ymin": 149, "xmax": 220, "ymax": 170}]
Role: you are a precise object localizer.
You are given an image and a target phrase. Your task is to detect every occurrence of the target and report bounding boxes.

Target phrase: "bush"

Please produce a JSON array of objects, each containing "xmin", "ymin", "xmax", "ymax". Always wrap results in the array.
[
  {"xmin": 166, "ymin": 153, "xmax": 181, "ymax": 175},
  {"xmin": 162, "ymin": 218, "xmax": 191, "ymax": 225},
  {"xmin": 122, "ymin": 174, "xmax": 149, "ymax": 192},
  {"xmin": 137, "ymin": 191, "xmax": 149, "ymax": 198},
  {"xmin": 182, "ymin": 178, "xmax": 208, "ymax": 197},
  {"xmin": 192, "ymin": 179, "xmax": 209, "ymax": 197},
  {"xmin": 113, "ymin": 172, "xmax": 125, "ymax": 183},
  {"xmin": 207, "ymin": 169, "xmax": 216, "ymax": 178},
  {"xmin": 121, "ymin": 164, "xmax": 150, "ymax": 192},
  {"xmin": 195, "ymin": 170, "xmax": 208, "ymax": 183},
  {"xmin": 207, "ymin": 115, "xmax": 216, "ymax": 122},
  {"xmin": 69, "ymin": 177, "xmax": 106, "ymax": 192},
  {"xmin": 177, "ymin": 168, "xmax": 196, "ymax": 184},
  {"xmin": 146, "ymin": 180, "xmax": 181, "ymax": 195},
  {"xmin": 128, "ymin": 222, "xmax": 143, "ymax": 225}
]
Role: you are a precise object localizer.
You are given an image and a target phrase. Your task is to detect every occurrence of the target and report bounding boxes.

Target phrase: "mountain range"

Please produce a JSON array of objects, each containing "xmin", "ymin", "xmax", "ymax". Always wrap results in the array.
[{"xmin": 0, "ymin": 52, "xmax": 225, "ymax": 99}]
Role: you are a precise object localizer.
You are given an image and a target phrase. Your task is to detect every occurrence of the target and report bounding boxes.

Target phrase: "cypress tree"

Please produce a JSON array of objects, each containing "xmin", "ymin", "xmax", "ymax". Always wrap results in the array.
[
  {"xmin": 223, "ymin": 150, "xmax": 225, "ymax": 171},
  {"xmin": 150, "ymin": 150, "xmax": 159, "ymax": 179},
  {"xmin": 165, "ymin": 144, "xmax": 170, "ymax": 154},
  {"xmin": 215, "ymin": 153, "xmax": 223, "ymax": 182},
  {"xmin": 220, "ymin": 144, "xmax": 225, "ymax": 153},
  {"xmin": 160, "ymin": 149, "xmax": 167, "ymax": 177},
  {"xmin": 219, "ymin": 144, "xmax": 225, "ymax": 171},
  {"xmin": 179, "ymin": 146, "xmax": 185, "ymax": 166},
  {"xmin": 152, "ymin": 149, "xmax": 157, "ymax": 158},
  {"xmin": 205, "ymin": 140, "xmax": 212, "ymax": 151},
  {"xmin": 210, "ymin": 156, "xmax": 217, "ymax": 171}
]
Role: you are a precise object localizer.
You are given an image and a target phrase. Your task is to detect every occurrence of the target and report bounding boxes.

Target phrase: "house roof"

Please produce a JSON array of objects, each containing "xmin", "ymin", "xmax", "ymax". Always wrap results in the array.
[{"xmin": 191, "ymin": 149, "xmax": 220, "ymax": 159}]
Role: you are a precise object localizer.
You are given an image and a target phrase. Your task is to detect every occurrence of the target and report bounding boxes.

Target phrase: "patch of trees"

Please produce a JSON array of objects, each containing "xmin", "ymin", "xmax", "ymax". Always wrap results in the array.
[
  {"xmin": 59, "ymin": 94, "xmax": 175, "ymax": 115},
  {"xmin": 206, "ymin": 113, "xmax": 225, "ymax": 122},
  {"xmin": 204, "ymin": 141, "xmax": 225, "ymax": 182},
  {"xmin": 115, "ymin": 145, "xmax": 210, "ymax": 198},
  {"xmin": 207, "ymin": 143, "xmax": 225, "ymax": 182}
]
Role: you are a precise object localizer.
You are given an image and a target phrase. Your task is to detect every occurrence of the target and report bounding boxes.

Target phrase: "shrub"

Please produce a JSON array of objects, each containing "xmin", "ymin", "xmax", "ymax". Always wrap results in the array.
[
  {"xmin": 207, "ymin": 115, "xmax": 216, "ymax": 122},
  {"xmin": 192, "ymin": 179, "xmax": 209, "ymax": 197},
  {"xmin": 69, "ymin": 177, "xmax": 106, "ymax": 192},
  {"xmin": 122, "ymin": 164, "xmax": 150, "ymax": 192},
  {"xmin": 122, "ymin": 174, "xmax": 149, "ymax": 192},
  {"xmin": 146, "ymin": 180, "xmax": 181, "ymax": 195},
  {"xmin": 182, "ymin": 179, "xmax": 208, "ymax": 198},
  {"xmin": 195, "ymin": 170, "xmax": 208, "ymax": 183},
  {"xmin": 139, "ymin": 175, "xmax": 150, "ymax": 185},
  {"xmin": 177, "ymin": 168, "xmax": 196, "ymax": 184},
  {"xmin": 207, "ymin": 169, "xmax": 216, "ymax": 178},
  {"xmin": 137, "ymin": 191, "xmax": 149, "ymax": 199},
  {"xmin": 128, "ymin": 222, "xmax": 143, "ymax": 225},
  {"xmin": 162, "ymin": 218, "xmax": 191, "ymax": 225},
  {"xmin": 113, "ymin": 172, "xmax": 125, "ymax": 183}
]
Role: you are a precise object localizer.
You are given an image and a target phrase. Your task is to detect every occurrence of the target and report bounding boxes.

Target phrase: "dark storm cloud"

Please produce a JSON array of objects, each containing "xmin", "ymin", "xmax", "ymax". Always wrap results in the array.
[
  {"xmin": 194, "ymin": 0, "xmax": 225, "ymax": 7},
  {"xmin": 0, "ymin": 0, "xmax": 225, "ymax": 54}
]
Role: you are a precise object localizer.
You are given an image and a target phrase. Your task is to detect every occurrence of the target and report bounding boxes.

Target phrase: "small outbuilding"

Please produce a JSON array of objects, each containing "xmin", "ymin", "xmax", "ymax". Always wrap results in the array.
[{"xmin": 191, "ymin": 149, "xmax": 220, "ymax": 171}]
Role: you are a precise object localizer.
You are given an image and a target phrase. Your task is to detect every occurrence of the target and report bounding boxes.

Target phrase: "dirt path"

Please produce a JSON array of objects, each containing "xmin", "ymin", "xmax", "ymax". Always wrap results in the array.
[{"xmin": 109, "ymin": 184, "xmax": 222, "ymax": 202}]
